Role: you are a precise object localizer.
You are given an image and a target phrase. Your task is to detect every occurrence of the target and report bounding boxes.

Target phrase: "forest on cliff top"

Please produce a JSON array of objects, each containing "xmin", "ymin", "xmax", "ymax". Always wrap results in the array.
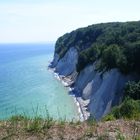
[{"xmin": 55, "ymin": 21, "xmax": 140, "ymax": 74}]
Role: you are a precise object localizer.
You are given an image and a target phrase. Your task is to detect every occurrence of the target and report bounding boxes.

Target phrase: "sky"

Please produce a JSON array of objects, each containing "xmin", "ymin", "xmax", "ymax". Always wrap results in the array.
[{"xmin": 0, "ymin": 0, "xmax": 140, "ymax": 43}]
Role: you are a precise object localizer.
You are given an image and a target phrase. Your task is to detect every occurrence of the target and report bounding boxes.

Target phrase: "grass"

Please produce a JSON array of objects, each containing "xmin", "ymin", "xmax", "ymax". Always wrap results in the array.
[{"xmin": 0, "ymin": 112, "xmax": 139, "ymax": 140}]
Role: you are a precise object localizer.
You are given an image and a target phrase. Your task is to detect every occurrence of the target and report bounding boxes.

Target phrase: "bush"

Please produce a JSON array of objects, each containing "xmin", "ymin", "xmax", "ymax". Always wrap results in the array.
[
  {"xmin": 102, "ymin": 114, "xmax": 116, "ymax": 121},
  {"xmin": 99, "ymin": 44, "xmax": 124, "ymax": 71},
  {"xmin": 119, "ymin": 98, "xmax": 140, "ymax": 119},
  {"xmin": 76, "ymin": 44, "xmax": 103, "ymax": 72},
  {"xmin": 109, "ymin": 98, "xmax": 140, "ymax": 120},
  {"xmin": 124, "ymin": 81, "xmax": 140, "ymax": 100}
]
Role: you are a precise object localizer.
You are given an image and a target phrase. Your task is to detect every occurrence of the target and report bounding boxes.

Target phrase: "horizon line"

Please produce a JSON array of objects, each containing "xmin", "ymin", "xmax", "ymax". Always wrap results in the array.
[{"xmin": 0, "ymin": 41, "xmax": 56, "ymax": 44}]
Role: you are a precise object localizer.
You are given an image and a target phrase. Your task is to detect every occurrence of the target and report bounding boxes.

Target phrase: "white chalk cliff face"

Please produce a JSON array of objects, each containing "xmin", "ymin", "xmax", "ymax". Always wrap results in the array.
[
  {"xmin": 55, "ymin": 47, "xmax": 78, "ymax": 76},
  {"xmin": 74, "ymin": 64, "xmax": 96, "ymax": 98},
  {"xmin": 82, "ymin": 71, "xmax": 102, "ymax": 100},
  {"xmin": 51, "ymin": 47, "xmax": 135, "ymax": 120}
]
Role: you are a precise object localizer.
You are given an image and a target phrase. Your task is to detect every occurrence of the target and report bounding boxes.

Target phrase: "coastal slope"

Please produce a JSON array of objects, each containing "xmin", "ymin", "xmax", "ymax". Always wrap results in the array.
[{"xmin": 50, "ymin": 21, "xmax": 140, "ymax": 120}]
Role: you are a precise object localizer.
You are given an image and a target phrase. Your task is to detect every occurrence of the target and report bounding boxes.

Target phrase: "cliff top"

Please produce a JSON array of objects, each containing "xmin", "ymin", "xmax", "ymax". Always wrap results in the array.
[{"xmin": 0, "ymin": 116, "xmax": 139, "ymax": 140}]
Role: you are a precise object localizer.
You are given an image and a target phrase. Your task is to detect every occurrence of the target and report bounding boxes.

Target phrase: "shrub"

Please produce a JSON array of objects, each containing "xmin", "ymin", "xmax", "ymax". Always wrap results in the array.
[
  {"xmin": 102, "ymin": 114, "xmax": 116, "ymax": 121},
  {"xmin": 124, "ymin": 81, "xmax": 140, "ymax": 100},
  {"xmin": 119, "ymin": 98, "xmax": 140, "ymax": 119},
  {"xmin": 109, "ymin": 98, "xmax": 140, "ymax": 120}
]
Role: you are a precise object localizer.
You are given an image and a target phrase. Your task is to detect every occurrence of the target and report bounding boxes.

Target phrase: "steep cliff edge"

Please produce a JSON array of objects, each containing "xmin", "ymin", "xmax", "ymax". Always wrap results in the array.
[{"xmin": 50, "ymin": 21, "xmax": 140, "ymax": 120}]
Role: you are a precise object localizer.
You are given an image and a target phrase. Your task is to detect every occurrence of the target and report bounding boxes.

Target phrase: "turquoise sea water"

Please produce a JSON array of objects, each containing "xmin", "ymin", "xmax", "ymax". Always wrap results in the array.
[{"xmin": 0, "ymin": 44, "xmax": 78, "ymax": 120}]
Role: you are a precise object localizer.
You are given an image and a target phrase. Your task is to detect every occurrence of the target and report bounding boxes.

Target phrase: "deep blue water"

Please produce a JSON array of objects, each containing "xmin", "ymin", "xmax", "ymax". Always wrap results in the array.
[{"xmin": 0, "ymin": 44, "xmax": 78, "ymax": 120}]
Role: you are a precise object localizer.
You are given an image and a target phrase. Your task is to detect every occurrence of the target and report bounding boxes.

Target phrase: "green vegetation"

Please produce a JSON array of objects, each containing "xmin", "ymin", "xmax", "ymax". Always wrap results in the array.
[
  {"xmin": 55, "ymin": 21, "xmax": 140, "ymax": 73},
  {"xmin": 111, "ymin": 98, "xmax": 140, "ymax": 120},
  {"xmin": 124, "ymin": 81, "xmax": 140, "ymax": 100}
]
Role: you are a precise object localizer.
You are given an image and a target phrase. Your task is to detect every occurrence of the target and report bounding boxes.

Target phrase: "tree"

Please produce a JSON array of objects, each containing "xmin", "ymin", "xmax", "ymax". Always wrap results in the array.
[
  {"xmin": 124, "ymin": 81, "xmax": 140, "ymax": 100},
  {"xmin": 100, "ymin": 44, "xmax": 123, "ymax": 70}
]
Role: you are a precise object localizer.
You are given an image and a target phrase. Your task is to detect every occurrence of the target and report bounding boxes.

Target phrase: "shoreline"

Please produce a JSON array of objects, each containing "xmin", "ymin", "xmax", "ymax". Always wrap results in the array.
[{"xmin": 48, "ymin": 67, "xmax": 90, "ymax": 121}]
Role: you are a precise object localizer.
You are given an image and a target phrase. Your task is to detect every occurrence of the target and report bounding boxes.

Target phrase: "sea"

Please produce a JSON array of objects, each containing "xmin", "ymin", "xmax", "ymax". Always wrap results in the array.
[{"xmin": 0, "ymin": 44, "xmax": 79, "ymax": 120}]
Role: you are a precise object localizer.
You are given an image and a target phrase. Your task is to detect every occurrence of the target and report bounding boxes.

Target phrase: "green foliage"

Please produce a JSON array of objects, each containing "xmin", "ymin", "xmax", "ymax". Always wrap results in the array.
[
  {"xmin": 100, "ymin": 44, "xmax": 124, "ymax": 71},
  {"xmin": 124, "ymin": 81, "xmax": 140, "ymax": 100},
  {"xmin": 102, "ymin": 114, "xmax": 116, "ymax": 121},
  {"xmin": 77, "ymin": 44, "xmax": 105, "ymax": 72},
  {"xmin": 119, "ymin": 98, "xmax": 140, "ymax": 119},
  {"xmin": 123, "ymin": 43, "xmax": 140, "ymax": 73},
  {"xmin": 108, "ymin": 98, "xmax": 140, "ymax": 120}
]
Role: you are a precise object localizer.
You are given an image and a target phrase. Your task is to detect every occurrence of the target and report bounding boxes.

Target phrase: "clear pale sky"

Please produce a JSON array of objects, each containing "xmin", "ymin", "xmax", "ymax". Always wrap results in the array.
[{"xmin": 0, "ymin": 0, "xmax": 140, "ymax": 43}]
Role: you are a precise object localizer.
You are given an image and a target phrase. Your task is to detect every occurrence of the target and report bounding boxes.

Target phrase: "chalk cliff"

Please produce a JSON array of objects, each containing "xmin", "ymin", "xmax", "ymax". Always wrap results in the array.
[
  {"xmin": 50, "ymin": 21, "xmax": 140, "ymax": 120},
  {"xmin": 55, "ymin": 47, "xmax": 78, "ymax": 76},
  {"xmin": 50, "ymin": 48, "xmax": 134, "ymax": 120}
]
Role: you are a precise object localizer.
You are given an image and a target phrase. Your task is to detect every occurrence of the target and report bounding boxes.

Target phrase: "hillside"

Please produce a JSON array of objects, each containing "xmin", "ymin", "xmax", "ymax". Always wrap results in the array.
[
  {"xmin": 55, "ymin": 21, "xmax": 140, "ymax": 74},
  {"xmin": 50, "ymin": 21, "xmax": 140, "ymax": 120}
]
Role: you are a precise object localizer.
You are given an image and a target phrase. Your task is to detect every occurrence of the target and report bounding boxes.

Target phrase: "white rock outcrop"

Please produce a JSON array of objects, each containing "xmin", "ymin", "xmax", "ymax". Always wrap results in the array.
[
  {"xmin": 55, "ymin": 47, "xmax": 78, "ymax": 76},
  {"xmin": 74, "ymin": 64, "xmax": 96, "ymax": 96},
  {"xmin": 83, "ymin": 72, "xmax": 102, "ymax": 100}
]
